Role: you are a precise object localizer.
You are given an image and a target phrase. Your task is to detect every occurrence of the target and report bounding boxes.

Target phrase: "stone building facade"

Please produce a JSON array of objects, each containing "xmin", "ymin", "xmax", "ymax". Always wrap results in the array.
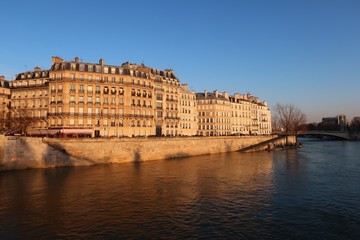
[
  {"xmin": 9, "ymin": 69, "xmax": 49, "ymax": 129},
  {"xmin": 0, "ymin": 76, "xmax": 11, "ymax": 132},
  {"xmin": 196, "ymin": 90, "xmax": 272, "ymax": 136},
  {"xmin": 3, "ymin": 56, "xmax": 272, "ymax": 137},
  {"xmin": 196, "ymin": 91, "xmax": 232, "ymax": 136},
  {"xmin": 178, "ymin": 84, "xmax": 198, "ymax": 136}
]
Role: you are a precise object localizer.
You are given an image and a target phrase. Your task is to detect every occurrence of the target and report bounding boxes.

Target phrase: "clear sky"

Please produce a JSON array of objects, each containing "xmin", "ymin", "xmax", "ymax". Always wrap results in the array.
[{"xmin": 1, "ymin": 0, "xmax": 359, "ymax": 123}]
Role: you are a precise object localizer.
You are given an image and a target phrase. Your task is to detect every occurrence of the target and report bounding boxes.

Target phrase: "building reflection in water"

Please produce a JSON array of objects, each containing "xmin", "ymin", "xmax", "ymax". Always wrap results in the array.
[{"xmin": 0, "ymin": 151, "xmax": 276, "ymax": 238}]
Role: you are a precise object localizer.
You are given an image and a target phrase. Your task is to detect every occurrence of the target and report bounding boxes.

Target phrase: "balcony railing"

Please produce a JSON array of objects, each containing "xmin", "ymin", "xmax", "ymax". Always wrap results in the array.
[{"xmin": 47, "ymin": 112, "xmax": 154, "ymax": 119}]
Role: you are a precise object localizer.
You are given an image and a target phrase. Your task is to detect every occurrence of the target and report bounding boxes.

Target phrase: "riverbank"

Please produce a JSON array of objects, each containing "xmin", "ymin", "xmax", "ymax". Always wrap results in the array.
[{"xmin": 0, "ymin": 135, "xmax": 296, "ymax": 171}]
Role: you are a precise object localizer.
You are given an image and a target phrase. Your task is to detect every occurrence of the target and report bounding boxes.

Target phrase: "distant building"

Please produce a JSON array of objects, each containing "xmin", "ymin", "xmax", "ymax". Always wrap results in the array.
[{"xmin": 321, "ymin": 115, "xmax": 347, "ymax": 131}]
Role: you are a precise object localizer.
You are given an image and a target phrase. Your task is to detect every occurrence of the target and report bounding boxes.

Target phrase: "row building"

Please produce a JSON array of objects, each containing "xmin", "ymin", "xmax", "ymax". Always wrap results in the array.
[{"xmin": 2, "ymin": 56, "xmax": 271, "ymax": 137}]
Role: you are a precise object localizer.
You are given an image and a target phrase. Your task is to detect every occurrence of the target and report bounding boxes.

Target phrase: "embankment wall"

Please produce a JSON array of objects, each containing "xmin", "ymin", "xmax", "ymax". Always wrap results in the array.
[{"xmin": 0, "ymin": 135, "xmax": 295, "ymax": 171}]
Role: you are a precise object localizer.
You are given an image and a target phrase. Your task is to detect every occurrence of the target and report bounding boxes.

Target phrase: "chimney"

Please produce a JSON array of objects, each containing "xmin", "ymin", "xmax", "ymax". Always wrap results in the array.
[
  {"xmin": 214, "ymin": 90, "xmax": 219, "ymax": 98},
  {"xmin": 181, "ymin": 84, "xmax": 189, "ymax": 90},
  {"xmin": 99, "ymin": 58, "xmax": 104, "ymax": 66},
  {"xmin": 223, "ymin": 92, "xmax": 229, "ymax": 99},
  {"xmin": 204, "ymin": 90, "xmax": 208, "ymax": 98},
  {"xmin": 0, "ymin": 76, "xmax": 4, "ymax": 81},
  {"xmin": 52, "ymin": 56, "xmax": 64, "ymax": 64},
  {"xmin": 75, "ymin": 57, "xmax": 79, "ymax": 63}
]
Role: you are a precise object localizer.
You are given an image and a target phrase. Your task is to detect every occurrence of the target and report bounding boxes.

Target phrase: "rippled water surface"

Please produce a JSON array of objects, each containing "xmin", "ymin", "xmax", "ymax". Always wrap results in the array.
[{"xmin": 1, "ymin": 139, "xmax": 360, "ymax": 239}]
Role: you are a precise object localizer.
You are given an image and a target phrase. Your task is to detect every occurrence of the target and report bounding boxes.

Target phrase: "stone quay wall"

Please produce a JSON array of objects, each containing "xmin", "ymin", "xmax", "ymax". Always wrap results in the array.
[{"xmin": 0, "ymin": 135, "xmax": 295, "ymax": 171}]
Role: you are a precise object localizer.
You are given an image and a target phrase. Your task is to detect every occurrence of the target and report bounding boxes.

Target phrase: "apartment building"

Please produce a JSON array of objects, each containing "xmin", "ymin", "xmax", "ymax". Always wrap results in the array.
[
  {"xmin": 10, "ymin": 69, "xmax": 49, "ymax": 130},
  {"xmin": 7, "ymin": 56, "xmax": 185, "ymax": 137},
  {"xmin": 197, "ymin": 90, "xmax": 272, "ymax": 136},
  {"xmin": 229, "ymin": 93, "xmax": 252, "ymax": 135},
  {"xmin": 196, "ymin": 90, "xmax": 232, "ymax": 136},
  {"xmin": 0, "ymin": 76, "xmax": 11, "ymax": 132},
  {"xmin": 153, "ymin": 67, "xmax": 180, "ymax": 137},
  {"xmin": 4, "ymin": 56, "xmax": 272, "ymax": 137},
  {"xmin": 178, "ymin": 84, "xmax": 198, "ymax": 136}
]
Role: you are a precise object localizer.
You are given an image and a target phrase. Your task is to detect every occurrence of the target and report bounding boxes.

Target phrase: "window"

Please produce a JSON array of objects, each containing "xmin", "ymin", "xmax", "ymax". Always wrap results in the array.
[
  {"xmin": 79, "ymin": 65, "xmax": 85, "ymax": 71},
  {"xmin": 70, "ymin": 84, "xmax": 75, "ymax": 92},
  {"xmin": 71, "ymin": 74, "xmax": 75, "ymax": 80},
  {"xmin": 70, "ymin": 107, "xmax": 75, "ymax": 115},
  {"xmin": 88, "ymin": 65, "xmax": 93, "ymax": 72},
  {"xmin": 111, "ymin": 87, "xmax": 116, "ymax": 94}
]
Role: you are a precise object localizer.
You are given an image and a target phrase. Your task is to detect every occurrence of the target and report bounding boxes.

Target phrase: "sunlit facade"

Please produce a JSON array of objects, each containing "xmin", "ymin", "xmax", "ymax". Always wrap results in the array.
[
  {"xmin": 3, "ymin": 56, "xmax": 272, "ymax": 137},
  {"xmin": 178, "ymin": 84, "xmax": 198, "ymax": 136},
  {"xmin": 0, "ymin": 76, "xmax": 11, "ymax": 131},
  {"xmin": 196, "ymin": 90, "xmax": 232, "ymax": 136}
]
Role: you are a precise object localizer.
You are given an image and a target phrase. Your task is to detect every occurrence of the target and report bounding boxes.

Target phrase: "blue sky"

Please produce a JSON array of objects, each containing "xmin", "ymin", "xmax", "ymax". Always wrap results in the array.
[{"xmin": 0, "ymin": 0, "xmax": 359, "ymax": 122}]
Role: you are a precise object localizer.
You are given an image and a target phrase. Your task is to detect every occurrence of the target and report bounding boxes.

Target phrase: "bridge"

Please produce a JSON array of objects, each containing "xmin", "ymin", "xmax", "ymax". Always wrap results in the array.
[{"xmin": 299, "ymin": 131, "xmax": 351, "ymax": 140}]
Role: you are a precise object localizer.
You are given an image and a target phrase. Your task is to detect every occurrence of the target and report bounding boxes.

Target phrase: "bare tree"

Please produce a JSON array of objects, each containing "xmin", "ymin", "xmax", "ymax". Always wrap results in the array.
[
  {"xmin": 273, "ymin": 103, "xmax": 307, "ymax": 135},
  {"xmin": 8, "ymin": 109, "xmax": 42, "ymax": 135},
  {"xmin": 350, "ymin": 116, "xmax": 360, "ymax": 132},
  {"xmin": 0, "ymin": 103, "xmax": 11, "ymax": 133}
]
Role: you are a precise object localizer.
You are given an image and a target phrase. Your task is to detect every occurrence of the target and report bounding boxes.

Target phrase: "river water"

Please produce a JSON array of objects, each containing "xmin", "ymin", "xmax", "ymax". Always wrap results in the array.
[{"xmin": 1, "ymin": 139, "xmax": 360, "ymax": 239}]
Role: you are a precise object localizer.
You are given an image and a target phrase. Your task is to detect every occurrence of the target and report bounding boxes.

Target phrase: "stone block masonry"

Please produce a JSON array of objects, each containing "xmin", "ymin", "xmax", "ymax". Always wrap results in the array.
[{"xmin": 0, "ymin": 135, "xmax": 295, "ymax": 171}]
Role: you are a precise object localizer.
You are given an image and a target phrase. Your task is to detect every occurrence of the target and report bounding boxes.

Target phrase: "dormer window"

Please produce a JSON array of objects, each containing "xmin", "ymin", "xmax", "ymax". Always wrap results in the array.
[{"xmin": 79, "ymin": 65, "xmax": 85, "ymax": 71}]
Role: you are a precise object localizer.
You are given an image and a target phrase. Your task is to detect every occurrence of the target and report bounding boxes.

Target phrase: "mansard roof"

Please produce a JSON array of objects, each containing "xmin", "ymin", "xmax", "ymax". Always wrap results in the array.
[
  {"xmin": 51, "ymin": 57, "xmax": 179, "ymax": 81},
  {"xmin": 15, "ymin": 70, "xmax": 50, "ymax": 80},
  {"xmin": 0, "ymin": 80, "xmax": 10, "ymax": 88},
  {"xmin": 195, "ymin": 92, "xmax": 229, "ymax": 101}
]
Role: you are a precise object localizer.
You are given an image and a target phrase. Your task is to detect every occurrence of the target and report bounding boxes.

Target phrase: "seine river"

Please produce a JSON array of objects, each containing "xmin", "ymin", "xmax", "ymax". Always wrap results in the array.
[{"xmin": 1, "ymin": 139, "xmax": 360, "ymax": 239}]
